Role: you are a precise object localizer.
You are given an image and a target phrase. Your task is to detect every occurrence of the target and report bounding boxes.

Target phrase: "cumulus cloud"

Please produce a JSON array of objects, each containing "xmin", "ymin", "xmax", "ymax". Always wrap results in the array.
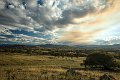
[{"xmin": 0, "ymin": 0, "xmax": 110, "ymax": 30}]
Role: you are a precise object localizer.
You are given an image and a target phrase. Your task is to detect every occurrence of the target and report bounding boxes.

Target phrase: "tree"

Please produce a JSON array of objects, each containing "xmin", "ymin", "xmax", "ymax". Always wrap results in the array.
[{"xmin": 83, "ymin": 52, "xmax": 116, "ymax": 69}]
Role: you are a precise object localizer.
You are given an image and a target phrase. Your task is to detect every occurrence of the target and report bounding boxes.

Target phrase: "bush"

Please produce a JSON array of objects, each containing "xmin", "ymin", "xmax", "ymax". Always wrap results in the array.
[{"xmin": 66, "ymin": 69, "xmax": 77, "ymax": 76}]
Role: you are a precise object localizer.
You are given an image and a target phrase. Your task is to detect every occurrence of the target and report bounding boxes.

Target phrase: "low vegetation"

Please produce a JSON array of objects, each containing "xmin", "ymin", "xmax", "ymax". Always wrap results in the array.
[{"xmin": 0, "ymin": 45, "xmax": 120, "ymax": 80}]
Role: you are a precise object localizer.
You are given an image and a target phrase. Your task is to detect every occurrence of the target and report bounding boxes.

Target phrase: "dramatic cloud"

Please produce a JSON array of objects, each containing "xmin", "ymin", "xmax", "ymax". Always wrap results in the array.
[{"xmin": 0, "ymin": 0, "xmax": 120, "ymax": 45}]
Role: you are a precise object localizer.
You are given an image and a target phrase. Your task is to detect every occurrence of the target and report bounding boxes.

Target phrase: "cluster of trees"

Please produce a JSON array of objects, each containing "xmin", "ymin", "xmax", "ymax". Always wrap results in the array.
[{"xmin": 0, "ymin": 45, "xmax": 87, "ymax": 57}]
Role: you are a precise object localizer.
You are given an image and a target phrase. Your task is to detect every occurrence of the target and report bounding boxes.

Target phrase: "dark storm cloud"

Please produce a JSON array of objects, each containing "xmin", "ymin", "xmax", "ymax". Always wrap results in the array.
[
  {"xmin": 55, "ymin": 6, "xmax": 96, "ymax": 26},
  {"xmin": 0, "ymin": 10, "xmax": 16, "ymax": 25},
  {"xmin": 0, "ymin": 8, "xmax": 30, "ymax": 27}
]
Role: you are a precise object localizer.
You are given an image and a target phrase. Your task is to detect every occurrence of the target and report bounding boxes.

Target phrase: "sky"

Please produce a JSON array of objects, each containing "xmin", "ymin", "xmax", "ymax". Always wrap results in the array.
[{"xmin": 0, "ymin": 0, "xmax": 120, "ymax": 45}]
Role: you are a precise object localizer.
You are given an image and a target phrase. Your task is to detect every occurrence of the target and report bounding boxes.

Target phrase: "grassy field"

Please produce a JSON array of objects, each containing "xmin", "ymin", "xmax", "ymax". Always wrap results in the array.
[{"xmin": 0, "ymin": 53, "xmax": 120, "ymax": 80}]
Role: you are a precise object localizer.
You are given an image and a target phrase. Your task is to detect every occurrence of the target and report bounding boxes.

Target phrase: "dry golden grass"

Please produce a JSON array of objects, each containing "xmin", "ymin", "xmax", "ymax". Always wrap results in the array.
[{"xmin": 0, "ymin": 53, "xmax": 120, "ymax": 80}]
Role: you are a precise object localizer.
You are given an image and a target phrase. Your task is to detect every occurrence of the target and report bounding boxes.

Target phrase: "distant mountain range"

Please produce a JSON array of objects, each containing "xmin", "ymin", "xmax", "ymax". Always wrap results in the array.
[
  {"xmin": 0, "ymin": 44, "xmax": 120, "ymax": 49},
  {"xmin": 74, "ymin": 44, "xmax": 120, "ymax": 49}
]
